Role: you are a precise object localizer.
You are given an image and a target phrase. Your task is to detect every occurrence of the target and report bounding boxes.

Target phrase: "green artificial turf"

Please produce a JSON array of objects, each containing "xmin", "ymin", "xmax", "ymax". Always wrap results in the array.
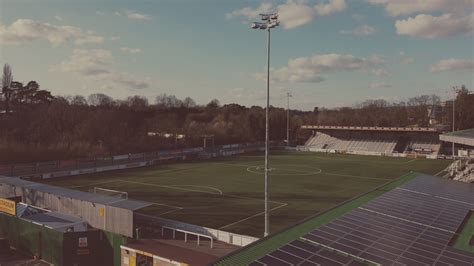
[
  {"xmin": 40, "ymin": 151, "xmax": 450, "ymax": 238},
  {"xmin": 453, "ymin": 211, "xmax": 474, "ymax": 253}
]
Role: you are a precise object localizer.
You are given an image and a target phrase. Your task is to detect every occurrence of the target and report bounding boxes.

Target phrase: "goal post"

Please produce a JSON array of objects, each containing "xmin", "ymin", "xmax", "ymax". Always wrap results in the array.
[{"xmin": 93, "ymin": 187, "xmax": 128, "ymax": 200}]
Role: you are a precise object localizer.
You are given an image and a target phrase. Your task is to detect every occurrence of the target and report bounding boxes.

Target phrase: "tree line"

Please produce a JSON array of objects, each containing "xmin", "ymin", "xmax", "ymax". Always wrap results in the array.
[{"xmin": 1, "ymin": 64, "xmax": 473, "ymax": 163}]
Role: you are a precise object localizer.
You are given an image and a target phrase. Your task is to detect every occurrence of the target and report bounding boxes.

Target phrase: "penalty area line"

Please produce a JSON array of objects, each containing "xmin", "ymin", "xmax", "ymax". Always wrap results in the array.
[
  {"xmin": 118, "ymin": 179, "xmax": 223, "ymax": 195},
  {"xmin": 218, "ymin": 202, "xmax": 288, "ymax": 230},
  {"xmin": 150, "ymin": 203, "xmax": 185, "ymax": 216},
  {"xmin": 69, "ymin": 180, "xmax": 117, "ymax": 189},
  {"xmin": 323, "ymin": 172, "xmax": 390, "ymax": 181}
]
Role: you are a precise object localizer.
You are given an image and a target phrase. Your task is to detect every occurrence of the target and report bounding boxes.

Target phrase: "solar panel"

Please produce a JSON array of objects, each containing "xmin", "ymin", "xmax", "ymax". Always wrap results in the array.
[
  {"xmin": 250, "ymin": 175, "xmax": 474, "ymax": 265},
  {"xmin": 400, "ymin": 174, "xmax": 474, "ymax": 205}
]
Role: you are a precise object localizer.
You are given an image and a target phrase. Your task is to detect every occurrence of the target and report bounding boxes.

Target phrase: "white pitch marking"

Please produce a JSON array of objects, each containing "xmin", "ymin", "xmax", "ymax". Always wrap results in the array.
[
  {"xmin": 218, "ymin": 202, "xmax": 288, "ymax": 230},
  {"xmin": 119, "ymin": 179, "xmax": 223, "ymax": 195},
  {"xmin": 157, "ymin": 209, "xmax": 182, "ymax": 216},
  {"xmin": 402, "ymin": 158, "xmax": 418, "ymax": 164},
  {"xmin": 245, "ymin": 166, "xmax": 322, "ymax": 176},
  {"xmin": 167, "ymin": 185, "xmax": 223, "ymax": 195},
  {"xmin": 69, "ymin": 180, "xmax": 116, "ymax": 189},
  {"xmin": 323, "ymin": 172, "xmax": 390, "ymax": 181}
]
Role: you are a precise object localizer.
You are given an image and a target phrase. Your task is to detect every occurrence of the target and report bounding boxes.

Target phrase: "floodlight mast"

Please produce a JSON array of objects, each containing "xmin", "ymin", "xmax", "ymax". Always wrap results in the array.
[
  {"xmin": 251, "ymin": 12, "xmax": 279, "ymax": 237},
  {"xmin": 452, "ymin": 87, "xmax": 456, "ymax": 159},
  {"xmin": 287, "ymin": 92, "xmax": 292, "ymax": 147}
]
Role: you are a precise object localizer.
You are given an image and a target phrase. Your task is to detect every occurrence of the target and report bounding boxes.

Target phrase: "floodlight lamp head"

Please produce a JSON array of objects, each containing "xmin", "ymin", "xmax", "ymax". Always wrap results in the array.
[
  {"xmin": 251, "ymin": 22, "xmax": 259, "ymax": 29},
  {"xmin": 259, "ymin": 13, "xmax": 270, "ymax": 21},
  {"xmin": 269, "ymin": 21, "xmax": 280, "ymax": 28}
]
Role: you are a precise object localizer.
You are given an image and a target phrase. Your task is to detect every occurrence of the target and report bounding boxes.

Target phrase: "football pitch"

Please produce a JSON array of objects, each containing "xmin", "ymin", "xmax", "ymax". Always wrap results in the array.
[{"xmin": 40, "ymin": 151, "xmax": 451, "ymax": 237}]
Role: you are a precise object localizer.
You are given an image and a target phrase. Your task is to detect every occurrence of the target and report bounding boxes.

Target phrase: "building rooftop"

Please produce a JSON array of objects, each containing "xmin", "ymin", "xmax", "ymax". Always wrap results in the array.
[{"xmin": 123, "ymin": 237, "xmax": 239, "ymax": 266}]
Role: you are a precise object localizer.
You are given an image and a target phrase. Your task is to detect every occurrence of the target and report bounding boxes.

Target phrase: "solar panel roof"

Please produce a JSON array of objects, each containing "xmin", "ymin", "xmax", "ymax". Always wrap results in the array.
[{"xmin": 215, "ymin": 173, "xmax": 474, "ymax": 265}]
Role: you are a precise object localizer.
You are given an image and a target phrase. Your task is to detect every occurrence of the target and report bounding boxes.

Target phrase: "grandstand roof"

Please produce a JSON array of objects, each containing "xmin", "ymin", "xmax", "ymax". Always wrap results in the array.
[
  {"xmin": 0, "ymin": 176, "xmax": 151, "ymax": 211},
  {"xmin": 440, "ymin": 128, "xmax": 474, "ymax": 147},
  {"xmin": 301, "ymin": 125, "xmax": 439, "ymax": 133},
  {"xmin": 214, "ymin": 173, "xmax": 474, "ymax": 265}
]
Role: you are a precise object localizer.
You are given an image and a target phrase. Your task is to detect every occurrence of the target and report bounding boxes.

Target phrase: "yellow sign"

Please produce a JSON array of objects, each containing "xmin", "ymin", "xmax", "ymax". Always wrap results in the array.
[{"xmin": 0, "ymin": 198, "xmax": 16, "ymax": 216}]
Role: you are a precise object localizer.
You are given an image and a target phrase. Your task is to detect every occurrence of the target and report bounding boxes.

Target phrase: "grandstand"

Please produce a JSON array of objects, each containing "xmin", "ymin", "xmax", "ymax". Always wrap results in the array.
[{"xmin": 301, "ymin": 126, "xmax": 441, "ymax": 156}]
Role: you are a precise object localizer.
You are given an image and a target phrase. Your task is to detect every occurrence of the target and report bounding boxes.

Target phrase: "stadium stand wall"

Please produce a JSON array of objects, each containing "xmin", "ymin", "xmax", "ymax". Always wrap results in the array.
[
  {"xmin": 0, "ymin": 142, "xmax": 266, "ymax": 178},
  {"xmin": 301, "ymin": 127, "xmax": 441, "ymax": 156}
]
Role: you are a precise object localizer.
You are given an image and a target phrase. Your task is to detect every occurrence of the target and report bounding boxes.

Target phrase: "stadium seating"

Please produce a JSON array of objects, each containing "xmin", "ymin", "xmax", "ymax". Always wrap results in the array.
[{"xmin": 305, "ymin": 131, "xmax": 440, "ymax": 155}]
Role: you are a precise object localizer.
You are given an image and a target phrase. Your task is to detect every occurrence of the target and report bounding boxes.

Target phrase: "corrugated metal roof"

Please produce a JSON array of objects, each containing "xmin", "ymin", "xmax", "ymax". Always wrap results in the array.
[
  {"xmin": 23, "ymin": 212, "xmax": 84, "ymax": 228},
  {"xmin": 16, "ymin": 202, "xmax": 46, "ymax": 217},
  {"xmin": 0, "ymin": 176, "xmax": 151, "ymax": 211}
]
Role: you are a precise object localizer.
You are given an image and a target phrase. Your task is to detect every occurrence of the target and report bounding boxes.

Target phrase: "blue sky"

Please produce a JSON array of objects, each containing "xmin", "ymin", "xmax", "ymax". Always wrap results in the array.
[{"xmin": 0, "ymin": 0, "xmax": 473, "ymax": 110}]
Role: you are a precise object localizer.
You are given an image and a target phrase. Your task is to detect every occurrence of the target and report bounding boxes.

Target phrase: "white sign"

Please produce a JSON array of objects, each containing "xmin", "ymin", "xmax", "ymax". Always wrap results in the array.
[{"xmin": 78, "ymin": 237, "xmax": 88, "ymax": 248}]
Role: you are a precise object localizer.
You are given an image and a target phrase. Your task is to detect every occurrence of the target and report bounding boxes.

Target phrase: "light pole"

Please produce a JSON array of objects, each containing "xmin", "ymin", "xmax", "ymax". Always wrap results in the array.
[
  {"xmin": 452, "ymin": 87, "xmax": 456, "ymax": 159},
  {"xmin": 251, "ymin": 13, "xmax": 279, "ymax": 237},
  {"xmin": 286, "ymin": 92, "xmax": 292, "ymax": 147}
]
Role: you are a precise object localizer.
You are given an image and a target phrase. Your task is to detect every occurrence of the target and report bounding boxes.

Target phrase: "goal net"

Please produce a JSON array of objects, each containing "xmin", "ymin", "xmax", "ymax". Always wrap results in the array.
[{"xmin": 93, "ymin": 187, "xmax": 128, "ymax": 200}]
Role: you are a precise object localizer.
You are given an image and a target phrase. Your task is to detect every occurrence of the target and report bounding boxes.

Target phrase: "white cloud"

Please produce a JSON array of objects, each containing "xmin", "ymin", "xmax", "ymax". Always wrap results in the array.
[
  {"xmin": 54, "ymin": 16, "xmax": 63, "ymax": 21},
  {"xmin": 367, "ymin": 54, "xmax": 386, "ymax": 64},
  {"xmin": 395, "ymin": 13, "xmax": 474, "ymax": 38},
  {"xmin": 96, "ymin": 11, "xmax": 105, "ymax": 16},
  {"xmin": 227, "ymin": 0, "xmax": 346, "ymax": 29},
  {"xmin": 430, "ymin": 58, "xmax": 474, "ymax": 73},
  {"xmin": 126, "ymin": 11, "xmax": 152, "ymax": 21},
  {"xmin": 55, "ymin": 49, "xmax": 113, "ymax": 76},
  {"xmin": 277, "ymin": 1, "xmax": 316, "ymax": 29},
  {"xmin": 226, "ymin": 1, "xmax": 273, "ymax": 19},
  {"xmin": 226, "ymin": 87, "xmax": 289, "ymax": 103},
  {"xmin": 314, "ymin": 0, "xmax": 347, "ymax": 16},
  {"xmin": 369, "ymin": 82, "xmax": 391, "ymax": 89},
  {"xmin": 371, "ymin": 68, "xmax": 387, "ymax": 77},
  {"xmin": 120, "ymin": 47, "xmax": 143, "ymax": 54},
  {"xmin": 229, "ymin": 88, "xmax": 267, "ymax": 101},
  {"xmin": 366, "ymin": 0, "xmax": 472, "ymax": 17},
  {"xmin": 115, "ymin": 12, "xmax": 122, "ymax": 16},
  {"xmin": 258, "ymin": 53, "xmax": 385, "ymax": 83},
  {"xmin": 340, "ymin": 25, "xmax": 376, "ymax": 36},
  {"xmin": 0, "ymin": 19, "xmax": 104, "ymax": 45},
  {"xmin": 53, "ymin": 49, "xmax": 150, "ymax": 90}
]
